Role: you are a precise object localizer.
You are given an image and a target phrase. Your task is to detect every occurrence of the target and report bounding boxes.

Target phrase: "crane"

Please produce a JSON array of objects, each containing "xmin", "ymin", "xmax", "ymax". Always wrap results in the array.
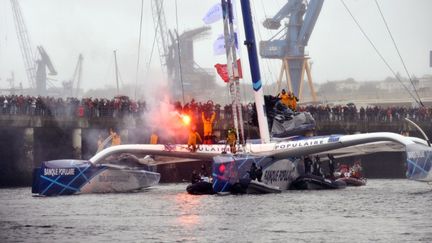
[
  {"xmin": 260, "ymin": 0, "xmax": 324, "ymax": 101},
  {"xmin": 10, "ymin": 0, "xmax": 36, "ymax": 89},
  {"xmin": 151, "ymin": 0, "xmax": 170, "ymax": 75},
  {"xmin": 166, "ymin": 26, "xmax": 212, "ymax": 100},
  {"xmin": 35, "ymin": 46, "xmax": 57, "ymax": 95}
]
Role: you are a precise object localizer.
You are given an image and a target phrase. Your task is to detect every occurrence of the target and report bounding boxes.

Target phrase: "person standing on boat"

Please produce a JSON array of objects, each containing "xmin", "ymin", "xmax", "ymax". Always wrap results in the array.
[
  {"xmin": 150, "ymin": 130, "xmax": 158, "ymax": 144},
  {"xmin": 199, "ymin": 164, "xmax": 210, "ymax": 182},
  {"xmin": 287, "ymin": 91, "xmax": 299, "ymax": 111},
  {"xmin": 312, "ymin": 156, "xmax": 324, "ymax": 178},
  {"xmin": 226, "ymin": 128, "xmax": 237, "ymax": 154},
  {"xmin": 191, "ymin": 170, "xmax": 201, "ymax": 184},
  {"xmin": 351, "ymin": 160, "xmax": 363, "ymax": 178},
  {"xmin": 256, "ymin": 166, "xmax": 263, "ymax": 182},
  {"xmin": 202, "ymin": 111, "xmax": 216, "ymax": 144},
  {"xmin": 110, "ymin": 128, "xmax": 121, "ymax": 146},
  {"xmin": 248, "ymin": 163, "xmax": 258, "ymax": 180},
  {"xmin": 304, "ymin": 156, "xmax": 313, "ymax": 174},
  {"xmin": 278, "ymin": 89, "xmax": 290, "ymax": 108},
  {"xmin": 187, "ymin": 126, "xmax": 202, "ymax": 152},
  {"xmin": 328, "ymin": 154, "xmax": 336, "ymax": 178}
]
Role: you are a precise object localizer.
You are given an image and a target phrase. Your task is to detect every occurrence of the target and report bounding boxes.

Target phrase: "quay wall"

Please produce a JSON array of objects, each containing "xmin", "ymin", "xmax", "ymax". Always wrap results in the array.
[{"xmin": 0, "ymin": 115, "xmax": 430, "ymax": 187}]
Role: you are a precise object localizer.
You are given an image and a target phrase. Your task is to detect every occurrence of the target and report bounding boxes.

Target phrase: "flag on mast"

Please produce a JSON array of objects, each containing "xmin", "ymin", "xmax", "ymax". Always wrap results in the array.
[
  {"xmin": 214, "ymin": 59, "xmax": 243, "ymax": 83},
  {"xmin": 202, "ymin": 3, "xmax": 223, "ymax": 24},
  {"xmin": 213, "ymin": 33, "xmax": 238, "ymax": 56}
]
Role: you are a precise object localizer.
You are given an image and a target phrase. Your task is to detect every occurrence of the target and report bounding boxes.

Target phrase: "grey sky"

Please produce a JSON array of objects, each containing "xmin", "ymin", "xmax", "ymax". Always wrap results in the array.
[{"xmin": 0, "ymin": 0, "xmax": 431, "ymax": 93}]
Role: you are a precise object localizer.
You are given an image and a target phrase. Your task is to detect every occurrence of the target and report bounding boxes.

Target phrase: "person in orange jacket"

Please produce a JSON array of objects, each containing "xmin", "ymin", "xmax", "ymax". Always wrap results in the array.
[
  {"xmin": 202, "ymin": 111, "xmax": 216, "ymax": 144},
  {"xmin": 226, "ymin": 128, "xmax": 237, "ymax": 154},
  {"xmin": 150, "ymin": 131, "xmax": 158, "ymax": 144},
  {"xmin": 287, "ymin": 91, "xmax": 299, "ymax": 111},
  {"xmin": 278, "ymin": 89, "xmax": 290, "ymax": 108},
  {"xmin": 110, "ymin": 128, "xmax": 121, "ymax": 146},
  {"xmin": 187, "ymin": 126, "xmax": 202, "ymax": 152}
]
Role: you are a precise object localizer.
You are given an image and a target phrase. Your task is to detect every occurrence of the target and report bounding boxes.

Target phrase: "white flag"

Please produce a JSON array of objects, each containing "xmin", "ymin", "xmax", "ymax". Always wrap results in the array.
[
  {"xmin": 213, "ymin": 35, "xmax": 226, "ymax": 55},
  {"xmin": 213, "ymin": 33, "xmax": 239, "ymax": 56},
  {"xmin": 202, "ymin": 3, "xmax": 222, "ymax": 25}
]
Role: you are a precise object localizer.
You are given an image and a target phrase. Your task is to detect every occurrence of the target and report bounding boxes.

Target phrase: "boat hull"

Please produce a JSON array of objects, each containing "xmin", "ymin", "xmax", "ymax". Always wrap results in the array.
[
  {"xmin": 336, "ymin": 177, "xmax": 366, "ymax": 186},
  {"xmin": 32, "ymin": 160, "xmax": 160, "ymax": 196},
  {"xmin": 212, "ymin": 154, "xmax": 299, "ymax": 193},
  {"xmin": 186, "ymin": 181, "xmax": 215, "ymax": 195}
]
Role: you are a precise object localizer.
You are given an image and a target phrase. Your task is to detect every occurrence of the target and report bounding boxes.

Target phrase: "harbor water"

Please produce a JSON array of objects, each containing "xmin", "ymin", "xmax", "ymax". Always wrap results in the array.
[{"xmin": 1, "ymin": 179, "xmax": 431, "ymax": 242}]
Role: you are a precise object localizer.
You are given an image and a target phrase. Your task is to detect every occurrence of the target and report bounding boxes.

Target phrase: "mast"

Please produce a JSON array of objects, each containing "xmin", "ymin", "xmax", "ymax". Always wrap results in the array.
[
  {"xmin": 222, "ymin": 0, "xmax": 245, "ymax": 145},
  {"xmin": 240, "ymin": 0, "xmax": 270, "ymax": 143},
  {"xmin": 113, "ymin": 50, "xmax": 119, "ymax": 95}
]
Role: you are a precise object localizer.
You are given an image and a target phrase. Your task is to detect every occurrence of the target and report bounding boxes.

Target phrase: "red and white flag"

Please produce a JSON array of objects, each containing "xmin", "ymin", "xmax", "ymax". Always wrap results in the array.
[{"xmin": 214, "ymin": 59, "xmax": 243, "ymax": 83}]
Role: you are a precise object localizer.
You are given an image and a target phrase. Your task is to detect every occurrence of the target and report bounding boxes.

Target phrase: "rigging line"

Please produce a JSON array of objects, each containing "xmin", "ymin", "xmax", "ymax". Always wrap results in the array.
[
  {"xmin": 145, "ymin": 26, "xmax": 158, "ymax": 79},
  {"xmin": 175, "ymin": 0, "xmax": 185, "ymax": 104},
  {"xmin": 340, "ymin": 0, "xmax": 421, "ymax": 107},
  {"xmin": 374, "ymin": 0, "xmax": 423, "ymax": 106},
  {"xmin": 134, "ymin": 0, "xmax": 145, "ymax": 100},
  {"xmin": 250, "ymin": 0, "xmax": 275, "ymax": 93}
]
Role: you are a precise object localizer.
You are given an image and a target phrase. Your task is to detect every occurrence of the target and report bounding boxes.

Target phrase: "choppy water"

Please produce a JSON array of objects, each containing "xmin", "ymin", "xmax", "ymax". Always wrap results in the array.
[{"xmin": 1, "ymin": 180, "xmax": 432, "ymax": 243}]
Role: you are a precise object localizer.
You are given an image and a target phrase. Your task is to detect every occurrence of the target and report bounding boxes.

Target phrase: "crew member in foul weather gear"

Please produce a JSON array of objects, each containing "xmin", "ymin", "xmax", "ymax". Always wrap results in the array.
[
  {"xmin": 110, "ymin": 128, "xmax": 121, "ymax": 146},
  {"xmin": 351, "ymin": 160, "xmax": 363, "ymax": 178},
  {"xmin": 287, "ymin": 91, "xmax": 299, "ymax": 111},
  {"xmin": 248, "ymin": 162, "xmax": 258, "ymax": 180},
  {"xmin": 226, "ymin": 128, "xmax": 237, "ymax": 154},
  {"xmin": 199, "ymin": 164, "xmax": 208, "ymax": 178},
  {"xmin": 304, "ymin": 156, "xmax": 313, "ymax": 174},
  {"xmin": 202, "ymin": 111, "xmax": 216, "ymax": 144},
  {"xmin": 278, "ymin": 89, "xmax": 290, "ymax": 108},
  {"xmin": 150, "ymin": 132, "xmax": 158, "ymax": 144},
  {"xmin": 191, "ymin": 170, "xmax": 201, "ymax": 184},
  {"xmin": 328, "ymin": 154, "xmax": 336, "ymax": 178},
  {"xmin": 312, "ymin": 156, "xmax": 324, "ymax": 177},
  {"xmin": 188, "ymin": 126, "xmax": 202, "ymax": 152},
  {"xmin": 256, "ymin": 166, "xmax": 263, "ymax": 182}
]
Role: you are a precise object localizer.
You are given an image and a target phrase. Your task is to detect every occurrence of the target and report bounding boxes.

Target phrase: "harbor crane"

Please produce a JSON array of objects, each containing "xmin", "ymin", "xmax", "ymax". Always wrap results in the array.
[
  {"xmin": 10, "ymin": 0, "xmax": 36, "ymax": 89},
  {"xmin": 260, "ymin": 0, "xmax": 324, "ymax": 101},
  {"xmin": 63, "ymin": 54, "xmax": 83, "ymax": 97},
  {"xmin": 151, "ymin": 0, "xmax": 170, "ymax": 75},
  {"xmin": 11, "ymin": 0, "xmax": 58, "ymax": 96},
  {"xmin": 35, "ymin": 46, "xmax": 57, "ymax": 95},
  {"xmin": 151, "ymin": 0, "xmax": 214, "ymax": 102}
]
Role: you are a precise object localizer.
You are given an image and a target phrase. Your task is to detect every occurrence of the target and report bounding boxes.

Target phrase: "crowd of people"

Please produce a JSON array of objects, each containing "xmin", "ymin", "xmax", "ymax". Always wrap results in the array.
[
  {"xmin": 298, "ymin": 104, "xmax": 432, "ymax": 122},
  {"xmin": 1, "ymin": 94, "xmax": 431, "ymax": 123},
  {"xmin": 0, "ymin": 95, "xmax": 146, "ymax": 118}
]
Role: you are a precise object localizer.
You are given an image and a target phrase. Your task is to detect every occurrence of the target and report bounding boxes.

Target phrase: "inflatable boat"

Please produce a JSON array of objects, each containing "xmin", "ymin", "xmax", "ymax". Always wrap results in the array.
[{"xmin": 289, "ymin": 174, "xmax": 347, "ymax": 190}]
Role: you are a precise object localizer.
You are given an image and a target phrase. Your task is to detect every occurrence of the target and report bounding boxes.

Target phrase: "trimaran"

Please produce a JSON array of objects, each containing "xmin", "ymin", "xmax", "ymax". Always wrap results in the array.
[{"xmin": 32, "ymin": 0, "xmax": 432, "ymax": 196}]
